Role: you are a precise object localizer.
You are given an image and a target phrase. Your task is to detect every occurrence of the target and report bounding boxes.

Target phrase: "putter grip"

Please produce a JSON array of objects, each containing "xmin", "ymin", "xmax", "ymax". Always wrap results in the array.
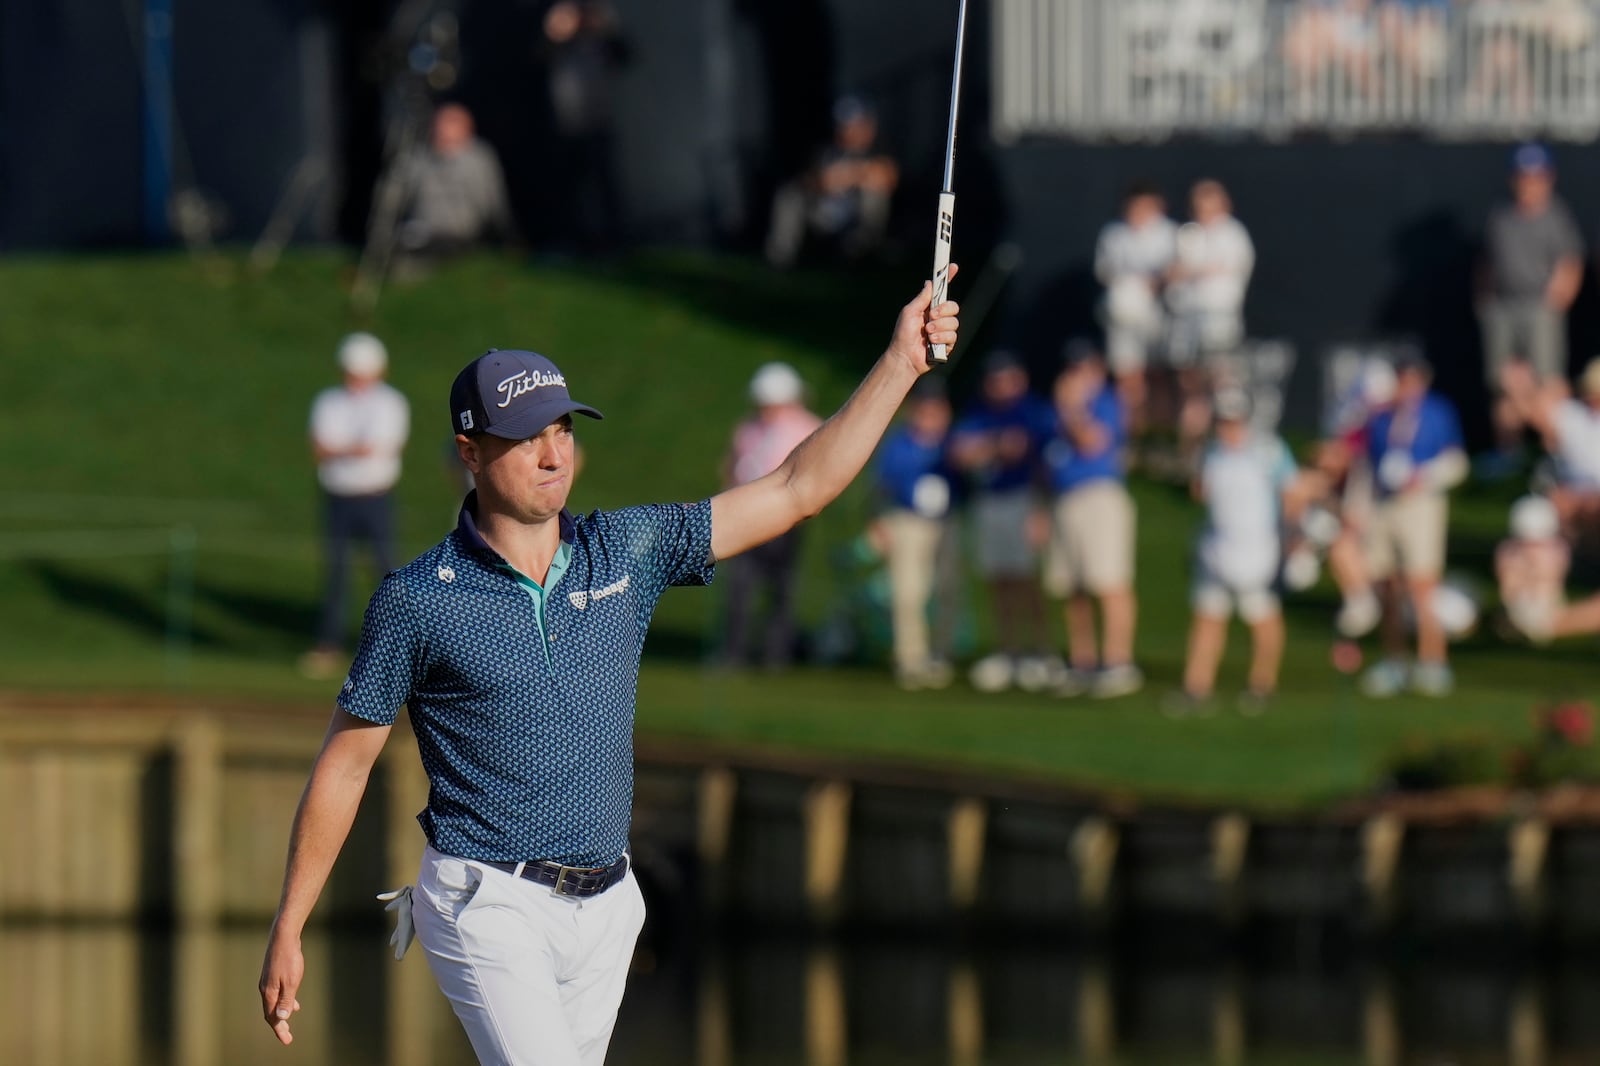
[{"xmin": 929, "ymin": 191, "xmax": 956, "ymax": 363}]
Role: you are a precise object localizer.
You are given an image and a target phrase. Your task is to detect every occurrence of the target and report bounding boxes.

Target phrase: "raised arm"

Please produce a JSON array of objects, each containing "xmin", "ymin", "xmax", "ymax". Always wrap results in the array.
[
  {"xmin": 259, "ymin": 710, "xmax": 392, "ymax": 1046},
  {"xmin": 710, "ymin": 271, "xmax": 960, "ymax": 561}
]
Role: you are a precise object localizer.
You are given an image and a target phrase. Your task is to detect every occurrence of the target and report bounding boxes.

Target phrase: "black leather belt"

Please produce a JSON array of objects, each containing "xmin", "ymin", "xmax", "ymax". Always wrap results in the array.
[{"xmin": 484, "ymin": 854, "xmax": 629, "ymax": 898}]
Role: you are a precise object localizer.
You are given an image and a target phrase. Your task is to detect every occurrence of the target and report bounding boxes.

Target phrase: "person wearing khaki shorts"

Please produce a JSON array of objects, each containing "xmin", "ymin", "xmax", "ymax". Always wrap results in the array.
[
  {"xmin": 1041, "ymin": 342, "xmax": 1142, "ymax": 699},
  {"xmin": 1359, "ymin": 354, "xmax": 1467, "ymax": 699},
  {"xmin": 872, "ymin": 378, "xmax": 959, "ymax": 689}
]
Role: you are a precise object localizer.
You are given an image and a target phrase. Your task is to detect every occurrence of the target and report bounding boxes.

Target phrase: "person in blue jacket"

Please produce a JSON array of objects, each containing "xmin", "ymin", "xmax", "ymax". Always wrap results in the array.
[
  {"xmin": 949, "ymin": 351, "xmax": 1060, "ymax": 692},
  {"xmin": 1360, "ymin": 351, "xmax": 1467, "ymax": 698},
  {"xmin": 871, "ymin": 376, "xmax": 961, "ymax": 689},
  {"xmin": 1040, "ymin": 340, "xmax": 1143, "ymax": 699}
]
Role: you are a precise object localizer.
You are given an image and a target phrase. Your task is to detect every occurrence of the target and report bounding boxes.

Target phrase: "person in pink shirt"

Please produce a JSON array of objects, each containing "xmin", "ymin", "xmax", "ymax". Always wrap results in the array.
[{"xmin": 717, "ymin": 362, "xmax": 825, "ymax": 667}]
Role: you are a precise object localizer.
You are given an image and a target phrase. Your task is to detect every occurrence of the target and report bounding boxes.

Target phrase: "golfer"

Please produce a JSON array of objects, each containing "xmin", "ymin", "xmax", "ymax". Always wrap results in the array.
[{"xmin": 258, "ymin": 274, "xmax": 961, "ymax": 1065}]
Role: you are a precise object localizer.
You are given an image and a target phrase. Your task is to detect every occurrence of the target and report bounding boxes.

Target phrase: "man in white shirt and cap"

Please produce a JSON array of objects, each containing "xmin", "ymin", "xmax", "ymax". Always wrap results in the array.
[
  {"xmin": 302, "ymin": 333, "xmax": 412, "ymax": 678},
  {"xmin": 1166, "ymin": 179, "xmax": 1256, "ymax": 458},
  {"xmin": 1095, "ymin": 180, "xmax": 1177, "ymax": 434}
]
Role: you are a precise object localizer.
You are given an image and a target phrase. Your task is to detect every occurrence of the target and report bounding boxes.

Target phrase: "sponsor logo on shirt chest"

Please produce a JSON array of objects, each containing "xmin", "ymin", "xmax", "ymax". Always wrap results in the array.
[{"xmin": 569, "ymin": 574, "xmax": 630, "ymax": 610}]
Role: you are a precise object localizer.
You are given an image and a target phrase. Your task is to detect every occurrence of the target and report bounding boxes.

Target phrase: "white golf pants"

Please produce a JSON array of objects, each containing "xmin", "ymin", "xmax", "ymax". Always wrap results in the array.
[{"xmin": 410, "ymin": 845, "xmax": 647, "ymax": 1066}]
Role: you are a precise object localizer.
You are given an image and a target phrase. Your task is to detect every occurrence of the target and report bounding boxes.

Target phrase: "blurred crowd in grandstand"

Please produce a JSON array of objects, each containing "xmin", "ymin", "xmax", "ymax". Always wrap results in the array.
[{"xmin": 999, "ymin": 0, "xmax": 1600, "ymax": 140}]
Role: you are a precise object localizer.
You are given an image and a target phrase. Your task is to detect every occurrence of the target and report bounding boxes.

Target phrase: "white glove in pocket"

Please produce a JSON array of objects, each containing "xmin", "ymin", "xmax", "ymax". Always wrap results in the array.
[{"xmin": 377, "ymin": 885, "xmax": 416, "ymax": 960}]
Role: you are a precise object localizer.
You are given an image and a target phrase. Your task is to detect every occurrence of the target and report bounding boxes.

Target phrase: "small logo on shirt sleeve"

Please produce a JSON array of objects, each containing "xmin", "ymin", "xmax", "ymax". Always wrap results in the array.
[{"xmin": 438, "ymin": 566, "xmax": 456, "ymax": 583}]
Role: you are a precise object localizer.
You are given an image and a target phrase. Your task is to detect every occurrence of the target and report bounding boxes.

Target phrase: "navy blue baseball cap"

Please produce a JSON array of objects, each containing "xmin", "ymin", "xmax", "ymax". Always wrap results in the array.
[
  {"xmin": 449, "ymin": 349, "xmax": 603, "ymax": 438},
  {"xmin": 1512, "ymin": 142, "xmax": 1554, "ymax": 174}
]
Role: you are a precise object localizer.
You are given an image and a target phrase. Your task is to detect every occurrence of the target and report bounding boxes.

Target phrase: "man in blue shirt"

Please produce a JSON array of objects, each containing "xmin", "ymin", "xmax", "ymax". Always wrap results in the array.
[
  {"xmin": 1040, "ymin": 341, "xmax": 1142, "ymax": 698},
  {"xmin": 1359, "ymin": 352, "xmax": 1467, "ymax": 698},
  {"xmin": 949, "ymin": 351, "xmax": 1059, "ymax": 692},
  {"xmin": 871, "ymin": 376, "xmax": 959, "ymax": 689},
  {"xmin": 258, "ymin": 277, "xmax": 963, "ymax": 1065}
]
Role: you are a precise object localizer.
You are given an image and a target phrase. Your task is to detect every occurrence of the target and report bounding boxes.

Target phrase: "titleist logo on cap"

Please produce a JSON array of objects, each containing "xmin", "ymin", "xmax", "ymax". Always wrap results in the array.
[{"xmin": 497, "ymin": 369, "xmax": 567, "ymax": 408}]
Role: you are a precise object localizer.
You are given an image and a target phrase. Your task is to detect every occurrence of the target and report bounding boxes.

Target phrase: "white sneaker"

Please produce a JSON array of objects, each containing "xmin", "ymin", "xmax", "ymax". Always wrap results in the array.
[
  {"xmin": 1091, "ymin": 664, "xmax": 1146, "ymax": 699},
  {"xmin": 1336, "ymin": 592, "xmax": 1382, "ymax": 638},
  {"xmin": 969, "ymin": 654, "xmax": 1016, "ymax": 693},
  {"xmin": 1015, "ymin": 655, "xmax": 1064, "ymax": 693},
  {"xmin": 896, "ymin": 660, "xmax": 956, "ymax": 691},
  {"xmin": 1410, "ymin": 661, "xmax": 1455, "ymax": 698},
  {"xmin": 1360, "ymin": 659, "xmax": 1409, "ymax": 699},
  {"xmin": 1054, "ymin": 667, "xmax": 1097, "ymax": 698}
]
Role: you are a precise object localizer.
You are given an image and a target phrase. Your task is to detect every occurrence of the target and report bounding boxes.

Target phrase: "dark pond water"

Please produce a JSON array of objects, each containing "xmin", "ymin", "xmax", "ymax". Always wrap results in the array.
[{"xmin": 3, "ymin": 919, "xmax": 1594, "ymax": 1066}]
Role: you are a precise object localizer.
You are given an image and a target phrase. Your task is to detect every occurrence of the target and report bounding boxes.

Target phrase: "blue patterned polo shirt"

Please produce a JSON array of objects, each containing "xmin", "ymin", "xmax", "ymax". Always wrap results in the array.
[{"xmin": 339, "ymin": 493, "xmax": 716, "ymax": 867}]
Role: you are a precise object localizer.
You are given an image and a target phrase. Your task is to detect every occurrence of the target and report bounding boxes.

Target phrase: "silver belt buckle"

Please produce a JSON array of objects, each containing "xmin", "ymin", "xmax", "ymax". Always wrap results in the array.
[{"xmin": 552, "ymin": 865, "xmax": 577, "ymax": 897}]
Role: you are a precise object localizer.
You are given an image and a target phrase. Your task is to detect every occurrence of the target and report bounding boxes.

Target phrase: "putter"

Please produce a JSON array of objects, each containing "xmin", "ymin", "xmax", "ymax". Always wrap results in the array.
[{"xmin": 929, "ymin": 0, "xmax": 971, "ymax": 364}]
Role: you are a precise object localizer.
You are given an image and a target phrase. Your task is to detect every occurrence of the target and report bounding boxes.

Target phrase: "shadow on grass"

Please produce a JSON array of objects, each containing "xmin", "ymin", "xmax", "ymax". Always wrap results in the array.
[
  {"xmin": 26, "ymin": 559, "xmax": 328, "ymax": 659},
  {"xmin": 26, "ymin": 561, "xmax": 232, "ymax": 651},
  {"xmin": 189, "ymin": 578, "xmax": 318, "ymax": 651}
]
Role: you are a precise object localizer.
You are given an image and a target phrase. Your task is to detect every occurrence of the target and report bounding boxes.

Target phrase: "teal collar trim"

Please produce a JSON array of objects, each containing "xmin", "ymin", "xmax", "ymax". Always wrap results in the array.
[{"xmin": 499, "ymin": 540, "xmax": 573, "ymax": 667}]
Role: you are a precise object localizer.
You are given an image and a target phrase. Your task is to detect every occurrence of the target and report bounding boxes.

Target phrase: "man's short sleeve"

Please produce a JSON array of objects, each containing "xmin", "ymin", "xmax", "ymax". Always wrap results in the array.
[
  {"xmin": 308, "ymin": 390, "xmax": 341, "ymax": 447},
  {"xmin": 1554, "ymin": 202, "xmax": 1586, "ymax": 258},
  {"xmin": 1437, "ymin": 398, "xmax": 1465, "ymax": 452},
  {"xmin": 608, "ymin": 500, "xmax": 717, "ymax": 599},
  {"xmin": 338, "ymin": 575, "xmax": 426, "ymax": 726},
  {"xmin": 1094, "ymin": 390, "xmax": 1126, "ymax": 451},
  {"xmin": 1555, "ymin": 399, "xmax": 1587, "ymax": 451}
]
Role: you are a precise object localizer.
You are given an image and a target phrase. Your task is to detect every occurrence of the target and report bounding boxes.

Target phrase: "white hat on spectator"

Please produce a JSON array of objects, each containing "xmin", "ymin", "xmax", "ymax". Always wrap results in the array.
[
  {"xmin": 749, "ymin": 362, "xmax": 804, "ymax": 407},
  {"xmin": 339, "ymin": 332, "xmax": 389, "ymax": 378},
  {"xmin": 1510, "ymin": 495, "xmax": 1560, "ymax": 542},
  {"xmin": 1361, "ymin": 358, "xmax": 1397, "ymax": 407}
]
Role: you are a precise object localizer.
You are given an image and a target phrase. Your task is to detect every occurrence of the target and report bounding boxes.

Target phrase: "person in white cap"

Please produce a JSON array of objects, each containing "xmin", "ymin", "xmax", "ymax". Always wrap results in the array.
[
  {"xmin": 716, "ymin": 361, "xmax": 824, "ymax": 667},
  {"xmin": 301, "ymin": 332, "xmax": 411, "ymax": 678},
  {"xmin": 1167, "ymin": 387, "xmax": 1300, "ymax": 716},
  {"xmin": 1497, "ymin": 494, "xmax": 1571, "ymax": 643}
]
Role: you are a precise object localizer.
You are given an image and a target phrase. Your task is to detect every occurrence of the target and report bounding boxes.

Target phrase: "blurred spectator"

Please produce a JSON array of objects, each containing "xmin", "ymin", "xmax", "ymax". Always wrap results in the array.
[
  {"xmin": 1478, "ymin": 142, "xmax": 1584, "ymax": 473},
  {"xmin": 1166, "ymin": 179, "xmax": 1256, "ymax": 458},
  {"xmin": 1169, "ymin": 388, "xmax": 1298, "ymax": 716},
  {"xmin": 1498, "ymin": 494, "xmax": 1571, "ymax": 642},
  {"xmin": 1464, "ymin": 0, "xmax": 1597, "ymax": 117},
  {"xmin": 1378, "ymin": 0, "xmax": 1449, "ymax": 81},
  {"xmin": 765, "ymin": 96, "xmax": 901, "ymax": 269},
  {"xmin": 870, "ymin": 377, "xmax": 960, "ymax": 690},
  {"xmin": 1095, "ymin": 180, "xmax": 1177, "ymax": 434},
  {"xmin": 1359, "ymin": 353, "xmax": 1467, "ymax": 698},
  {"xmin": 1503, "ymin": 357, "xmax": 1600, "ymax": 542},
  {"xmin": 301, "ymin": 333, "xmax": 411, "ymax": 679},
  {"xmin": 1041, "ymin": 341, "xmax": 1143, "ymax": 699},
  {"xmin": 1313, "ymin": 356, "xmax": 1398, "ymax": 638},
  {"xmin": 950, "ymin": 352, "xmax": 1058, "ymax": 692},
  {"xmin": 542, "ymin": 0, "xmax": 631, "ymax": 252},
  {"xmin": 389, "ymin": 103, "xmax": 516, "ymax": 269},
  {"xmin": 1285, "ymin": 0, "xmax": 1378, "ymax": 106},
  {"xmin": 716, "ymin": 362, "xmax": 824, "ymax": 669}
]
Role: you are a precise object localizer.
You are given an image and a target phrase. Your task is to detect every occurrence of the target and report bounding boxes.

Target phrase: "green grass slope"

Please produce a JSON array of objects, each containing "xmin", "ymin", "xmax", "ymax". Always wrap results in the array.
[{"xmin": 1, "ymin": 251, "xmax": 1595, "ymax": 809}]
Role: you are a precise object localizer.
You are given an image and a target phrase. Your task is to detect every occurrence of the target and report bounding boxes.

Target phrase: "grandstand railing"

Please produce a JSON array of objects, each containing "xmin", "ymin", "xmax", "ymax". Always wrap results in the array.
[{"xmin": 994, "ymin": 0, "xmax": 1600, "ymax": 141}]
